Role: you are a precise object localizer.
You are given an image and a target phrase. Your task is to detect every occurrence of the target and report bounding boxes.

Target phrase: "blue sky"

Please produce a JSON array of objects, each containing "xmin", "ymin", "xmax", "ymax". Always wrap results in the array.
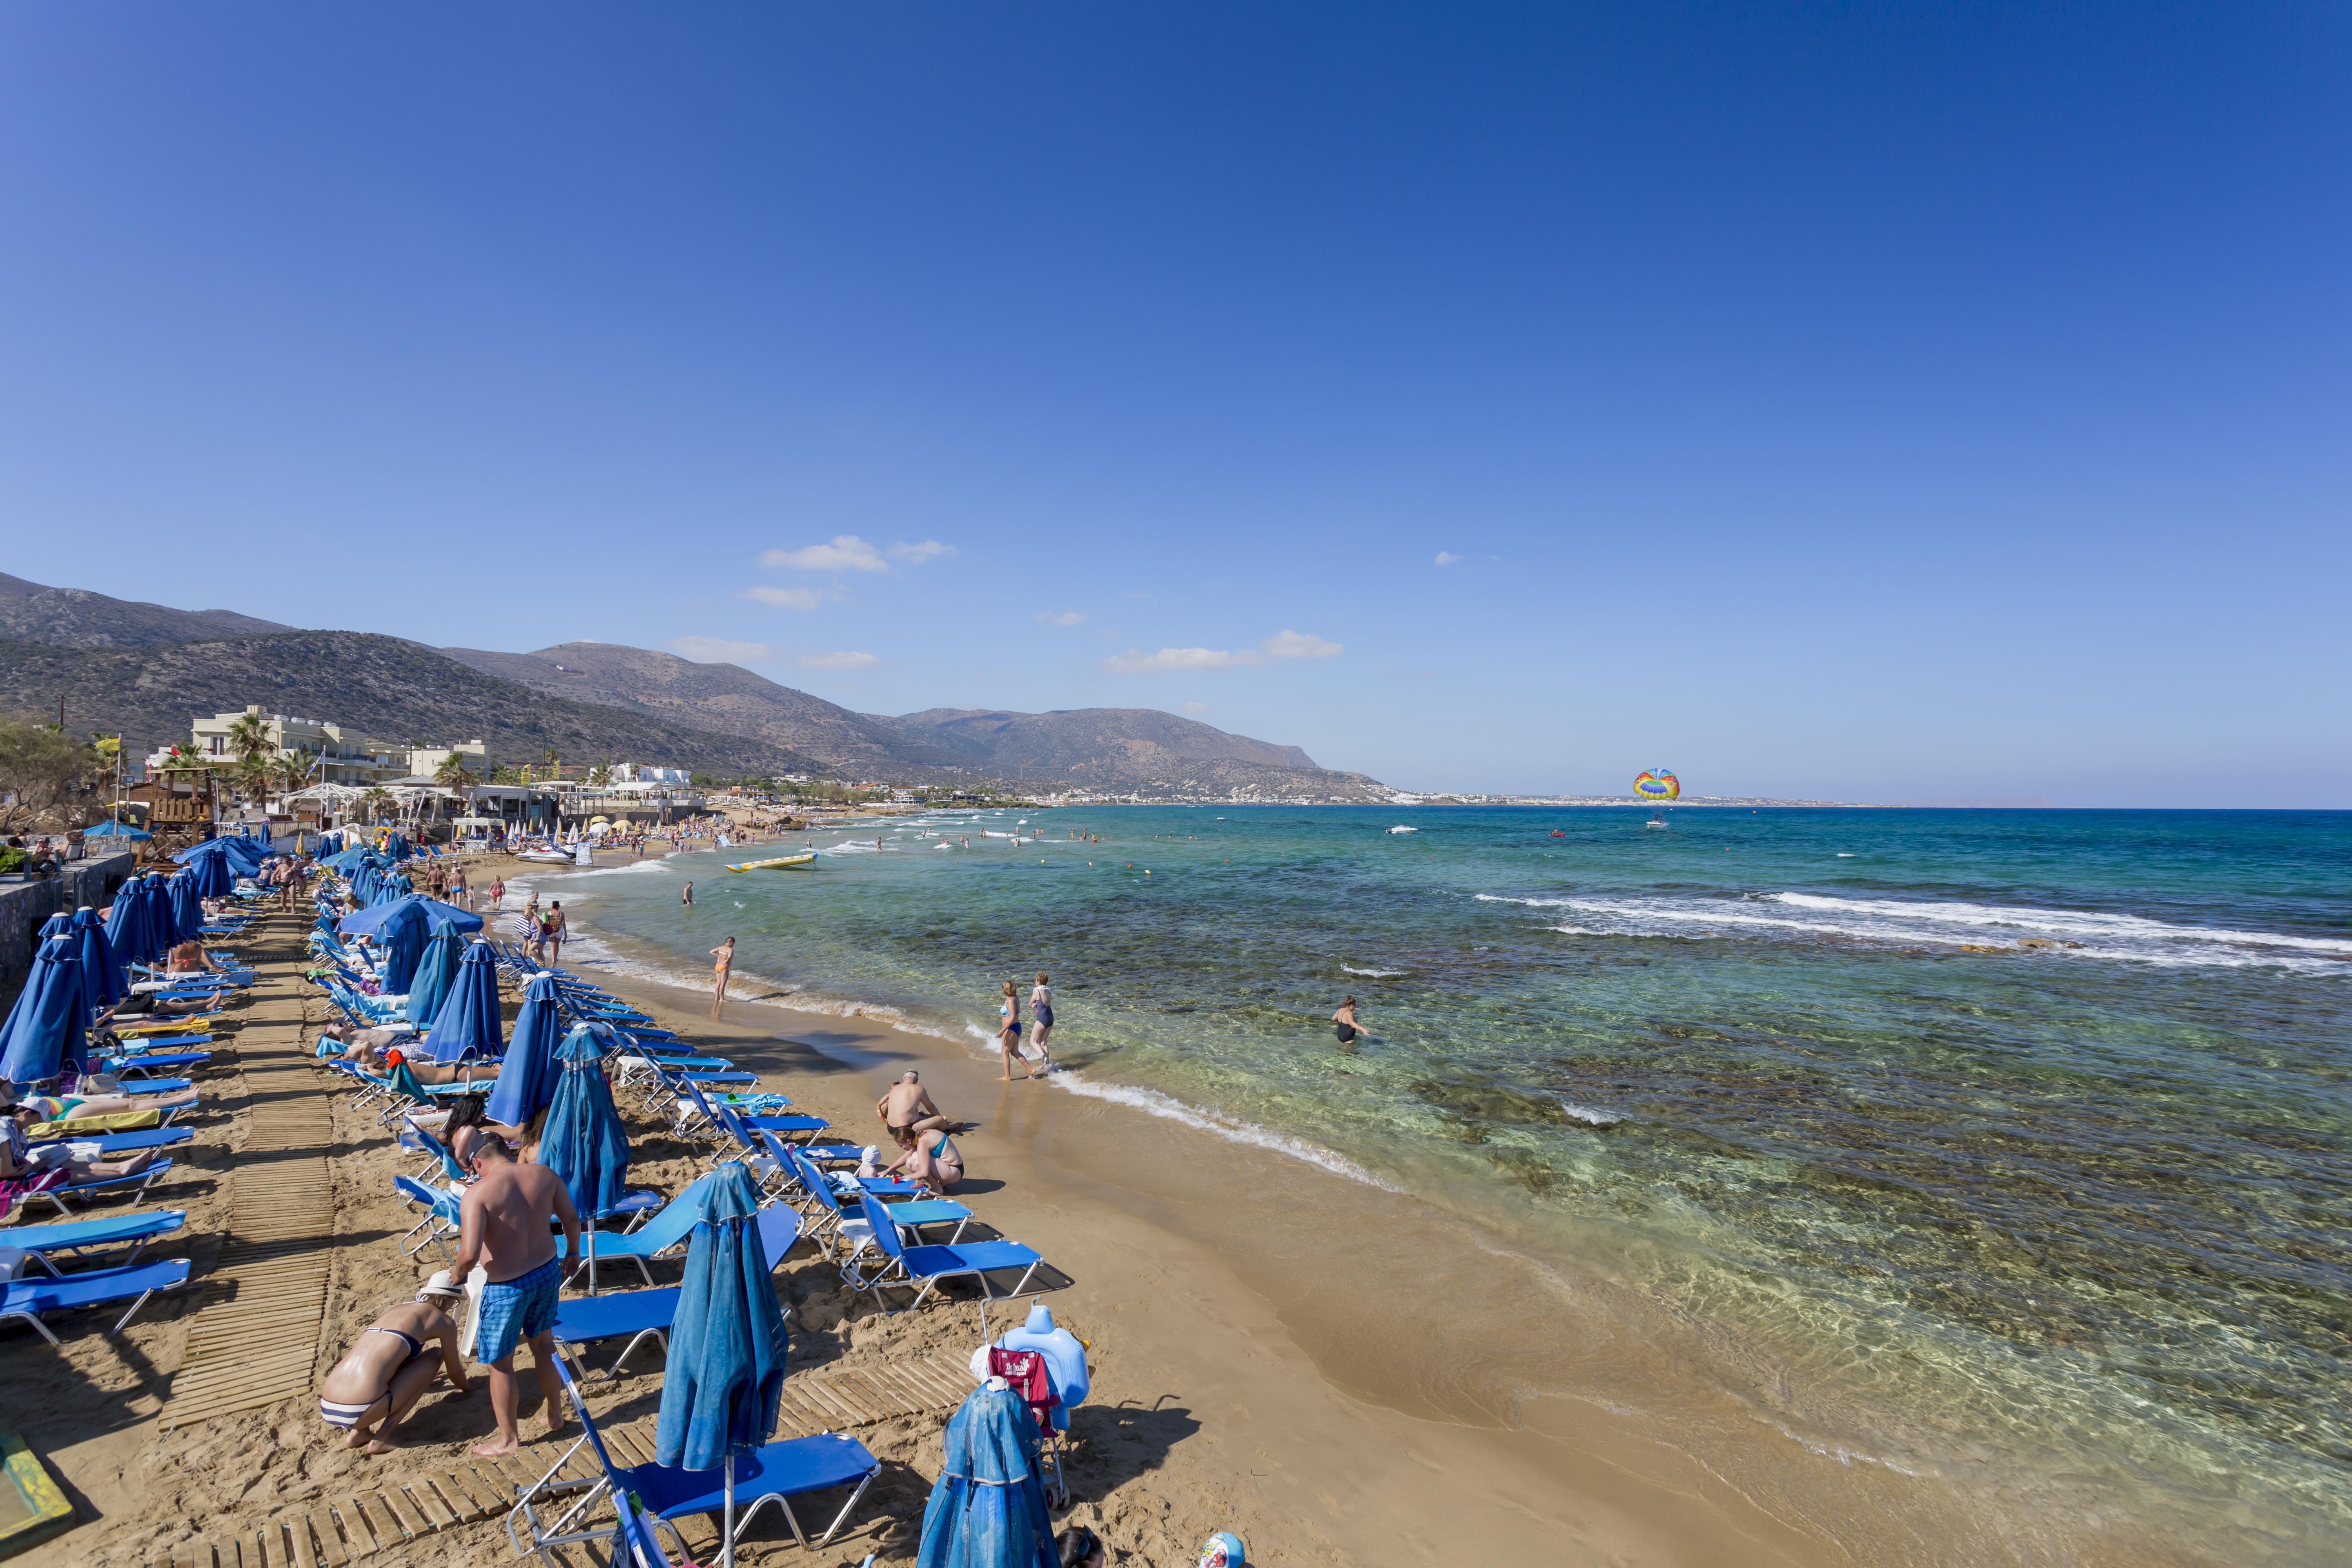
[{"xmin": 2, "ymin": 5, "xmax": 2344, "ymax": 805}]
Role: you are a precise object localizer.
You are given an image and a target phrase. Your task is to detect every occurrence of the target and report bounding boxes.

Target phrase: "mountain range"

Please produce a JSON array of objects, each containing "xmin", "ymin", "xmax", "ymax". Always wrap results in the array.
[{"xmin": 0, "ymin": 575, "xmax": 1388, "ymax": 800}]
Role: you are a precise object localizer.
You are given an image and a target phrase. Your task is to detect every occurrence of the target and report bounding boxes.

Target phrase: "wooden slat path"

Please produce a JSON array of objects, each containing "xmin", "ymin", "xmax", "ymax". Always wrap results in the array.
[
  {"xmin": 162, "ymin": 938, "xmax": 339, "ymax": 1431},
  {"xmin": 148, "ymin": 1352, "xmax": 970, "ymax": 1565}
]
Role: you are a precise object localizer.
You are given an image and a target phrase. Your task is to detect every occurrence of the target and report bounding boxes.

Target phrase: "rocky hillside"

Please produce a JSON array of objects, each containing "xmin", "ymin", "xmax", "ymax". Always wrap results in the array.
[
  {"xmin": 440, "ymin": 642, "xmax": 942, "ymax": 773},
  {"xmin": 445, "ymin": 644, "xmax": 1386, "ymax": 797},
  {"xmin": 0, "ymin": 574, "xmax": 293, "ymax": 648},
  {"xmin": 0, "ymin": 632, "xmax": 819, "ymax": 778}
]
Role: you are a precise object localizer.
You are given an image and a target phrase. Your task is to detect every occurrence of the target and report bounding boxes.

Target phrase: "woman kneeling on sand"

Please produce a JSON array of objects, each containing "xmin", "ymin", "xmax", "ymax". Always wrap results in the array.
[
  {"xmin": 318, "ymin": 1273, "xmax": 475, "ymax": 1453},
  {"xmin": 888, "ymin": 1127, "xmax": 964, "ymax": 1195}
]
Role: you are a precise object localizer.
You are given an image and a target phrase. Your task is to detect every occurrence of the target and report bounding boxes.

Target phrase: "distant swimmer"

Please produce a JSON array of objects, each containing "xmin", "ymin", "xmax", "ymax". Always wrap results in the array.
[
  {"xmin": 1332, "ymin": 996, "xmax": 1362, "ymax": 1050},
  {"xmin": 681, "ymin": 882, "xmax": 694, "ymax": 907}
]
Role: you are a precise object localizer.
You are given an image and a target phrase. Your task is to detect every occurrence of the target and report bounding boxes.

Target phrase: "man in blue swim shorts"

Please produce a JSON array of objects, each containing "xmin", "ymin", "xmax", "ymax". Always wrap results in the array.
[{"xmin": 451, "ymin": 1137, "xmax": 581, "ymax": 1457}]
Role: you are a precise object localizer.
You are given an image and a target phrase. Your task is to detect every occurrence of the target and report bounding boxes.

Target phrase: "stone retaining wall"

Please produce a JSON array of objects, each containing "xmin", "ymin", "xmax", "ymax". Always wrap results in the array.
[{"xmin": 0, "ymin": 851, "xmax": 140, "ymax": 1009}]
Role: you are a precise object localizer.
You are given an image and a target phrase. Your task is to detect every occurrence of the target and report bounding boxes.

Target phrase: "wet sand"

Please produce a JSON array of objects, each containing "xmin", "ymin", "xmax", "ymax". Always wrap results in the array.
[{"xmin": 538, "ymin": 831, "xmax": 2220, "ymax": 1568}]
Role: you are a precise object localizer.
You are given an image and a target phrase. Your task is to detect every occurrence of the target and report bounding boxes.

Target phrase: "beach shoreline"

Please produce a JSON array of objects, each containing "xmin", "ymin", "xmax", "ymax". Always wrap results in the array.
[{"xmin": 510, "ymin": 837, "xmax": 2234, "ymax": 1568}]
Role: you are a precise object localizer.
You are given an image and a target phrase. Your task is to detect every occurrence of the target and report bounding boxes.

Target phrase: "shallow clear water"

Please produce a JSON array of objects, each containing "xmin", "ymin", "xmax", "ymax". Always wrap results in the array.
[{"xmin": 534, "ymin": 806, "xmax": 2352, "ymax": 1557}]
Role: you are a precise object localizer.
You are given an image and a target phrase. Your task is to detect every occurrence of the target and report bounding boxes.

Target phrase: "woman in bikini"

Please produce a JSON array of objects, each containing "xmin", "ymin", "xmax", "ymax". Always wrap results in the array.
[
  {"xmin": 709, "ymin": 936, "xmax": 735, "ymax": 1019},
  {"xmin": 889, "ymin": 1126, "xmax": 965, "ymax": 1195},
  {"xmin": 317, "ymin": 1275, "xmax": 475, "ymax": 1452},
  {"xmin": 996, "ymin": 980, "xmax": 1031, "ymax": 1081}
]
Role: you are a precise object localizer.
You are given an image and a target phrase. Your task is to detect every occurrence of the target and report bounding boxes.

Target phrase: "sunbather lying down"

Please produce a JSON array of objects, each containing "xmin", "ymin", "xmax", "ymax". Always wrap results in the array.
[
  {"xmin": 2, "ymin": 1105, "xmax": 158, "ymax": 1181},
  {"xmin": 0, "ymin": 1083, "xmax": 201, "ymax": 1119},
  {"xmin": 104, "ymin": 987, "xmax": 231, "ymax": 1019},
  {"xmin": 319, "ymin": 1022, "xmax": 413, "ymax": 1064},
  {"xmin": 381, "ymin": 1050, "xmax": 496, "ymax": 1087},
  {"xmin": 319, "ymin": 1274, "xmax": 476, "ymax": 1454}
]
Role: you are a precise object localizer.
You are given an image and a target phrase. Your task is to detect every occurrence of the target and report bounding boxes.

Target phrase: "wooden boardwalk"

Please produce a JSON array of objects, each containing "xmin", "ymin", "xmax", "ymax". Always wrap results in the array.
[
  {"xmin": 152, "ymin": 1352, "xmax": 971, "ymax": 1566},
  {"xmin": 161, "ymin": 932, "xmax": 339, "ymax": 1431}
]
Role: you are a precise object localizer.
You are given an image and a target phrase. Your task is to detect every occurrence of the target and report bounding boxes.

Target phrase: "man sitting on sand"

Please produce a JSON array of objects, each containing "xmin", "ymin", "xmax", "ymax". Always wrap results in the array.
[
  {"xmin": 450, "ymin": 1136, "xmax": 580, "ymax": 1457},
  {"xmin": 877, "ymin": 1071, "xmax": 948, "ymax": 1145},
  {"xmin": 318, "ymin": 1273, "xmax": 474, "ymax": 1453}
]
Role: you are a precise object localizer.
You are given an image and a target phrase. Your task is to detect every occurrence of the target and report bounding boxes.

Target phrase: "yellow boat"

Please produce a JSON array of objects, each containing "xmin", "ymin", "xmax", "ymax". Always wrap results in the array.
[{"xmin": 724, "ymin": 853, "xmax": 817, "ymax": 872}]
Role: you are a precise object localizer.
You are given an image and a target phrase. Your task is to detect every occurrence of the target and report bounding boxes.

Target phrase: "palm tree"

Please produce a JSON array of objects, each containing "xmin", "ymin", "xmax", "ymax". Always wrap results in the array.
[
  {"xmin": 270, "ymin": 753, "xmax": 308, "ymax": 805},
  {"xmin": 490, "ymin": 764, "xmax": 520, "ymax": 785},
  {"xmin": 235, "ymin": 753, "xmax": 274, "ymax": 808},
  {"xmin": 587, "ymin": 762, "xmax": 611, "ymax": 790},
  {"xmin": 434, "ymin": 751, "xmax": 477, "ymax": 790},
  {"xmin": 358, "ymin": 786, "xmax": 392, "ymax": 825},
  {"xmin": 224, "ymin": 710, "xmax": 274, "ymax": 768}
]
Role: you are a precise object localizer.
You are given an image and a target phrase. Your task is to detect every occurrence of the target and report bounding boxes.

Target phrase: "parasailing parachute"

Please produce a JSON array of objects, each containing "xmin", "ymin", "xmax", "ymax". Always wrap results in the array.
[{"xmin": 1634, "ymin": 769, "xmax": 1681, "ymax": 801}]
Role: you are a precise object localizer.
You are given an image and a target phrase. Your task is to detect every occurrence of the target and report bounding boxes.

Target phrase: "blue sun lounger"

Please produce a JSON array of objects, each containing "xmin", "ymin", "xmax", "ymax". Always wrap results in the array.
[
  {"xmin": 28, "ymin": 1127, "xmax": 193, "ymax": 1159},
  {"xmin": 853, "ymin": 1192, "xmax": 1045, "ymax": 1315},
  {"xmin": 33, "ymin": 1159, "xmax": 175, "ymax": 1218},
  {"xmin": 116, "ymin": 1078, "xmax": 193, "ymax": 1096},
  {"xmin": 512, "ymin": 1357, "xmax": 880, "ymax": 1558},
  {"xmin": 780, "ymin": 1143, "xmax": 969, "ymax": 1271},
  {"xmin": 0, "ymin": 1210, "xmax": 186, "ymax": 1274},
  {"xmin": 393, "ymin": 1176, "xmax": 464, "ymax": 1262},
  {"xmin": 550, "ymin": 1207, "xmax": 797, "ymax": 1377},
  {"xmin": 0, "ymin": 1258, "xmax": 190, "ymax": 1343},
  {"xmin": 105, "ymin": 1052, "xmax": 210, "ymax": 1077}
]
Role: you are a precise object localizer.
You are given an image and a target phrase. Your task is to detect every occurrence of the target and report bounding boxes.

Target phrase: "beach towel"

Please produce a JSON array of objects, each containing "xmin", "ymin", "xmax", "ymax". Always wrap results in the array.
[{"xmin": 29, "ymin": 1110, "xmax": 160, "ymax": 1137}]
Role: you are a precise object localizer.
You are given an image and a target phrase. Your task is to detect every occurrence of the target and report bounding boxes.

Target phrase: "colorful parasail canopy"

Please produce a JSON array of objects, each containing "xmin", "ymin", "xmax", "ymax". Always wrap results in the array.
[{"xmin": 1634, "ymin": 769, "xmax": 1680, "ymax": 801}]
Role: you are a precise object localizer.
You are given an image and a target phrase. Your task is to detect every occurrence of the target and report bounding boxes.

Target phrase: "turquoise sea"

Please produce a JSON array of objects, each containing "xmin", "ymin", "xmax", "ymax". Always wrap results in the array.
[{"xmin": 531, "ymin": 806, "xmax": 2351, "ymax": 1560}]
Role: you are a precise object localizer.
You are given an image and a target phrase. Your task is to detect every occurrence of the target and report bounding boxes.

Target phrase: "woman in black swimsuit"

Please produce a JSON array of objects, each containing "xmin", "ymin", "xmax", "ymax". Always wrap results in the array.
[{"xmin": 1332, "ymin": 996, "xmax": 1362, "ymax": 1049}]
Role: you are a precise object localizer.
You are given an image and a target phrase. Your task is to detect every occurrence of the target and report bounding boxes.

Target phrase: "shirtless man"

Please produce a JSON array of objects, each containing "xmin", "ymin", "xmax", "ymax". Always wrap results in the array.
[
  {"xmin": 318, "ymin": 1274, "xmax": 475, "ymax": 1452},
  {"xmin": 450, "ymin": 1138, "xmax": 581, "ymax": 1456},
  {"xmin": 876, "ymin": 1071, "xmax": 948, "ymax": 1146}
]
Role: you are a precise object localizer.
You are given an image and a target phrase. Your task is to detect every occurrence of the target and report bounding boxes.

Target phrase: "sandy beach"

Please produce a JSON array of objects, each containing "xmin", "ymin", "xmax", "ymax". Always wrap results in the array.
[{"xmin": 0, "ymin": 840, "xmax": 2236, "ymax": 1567}]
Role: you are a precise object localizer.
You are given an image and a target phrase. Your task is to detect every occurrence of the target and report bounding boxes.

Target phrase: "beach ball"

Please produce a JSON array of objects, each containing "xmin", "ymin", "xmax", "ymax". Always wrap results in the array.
[{"xmin": 1198, "ymin": 1532, "xmax": 1246, "ymax": 1568}]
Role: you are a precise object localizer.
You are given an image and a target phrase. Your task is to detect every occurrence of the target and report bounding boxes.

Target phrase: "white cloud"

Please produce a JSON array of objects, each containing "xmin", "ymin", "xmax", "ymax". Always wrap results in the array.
[
  {"xmin": 1261, "ymin": 628, "xmax": 1342, "ymax": 660},
  {"xmin": 888, "ymin": 540, "xmax": 955, "ymax": 564},
  {"xmin": 670, "ymin": 637, "xmax": 780, "ymax": 664},
  {"xmin": 1434, "ymin": 551, "xmax": 1461, "ymax": 566},
  {"xmin": 1035, "ymin": 610, "xmax": 1087, "ymax": 626},
  {"xmin": 797, "ymin": 650, "xmax": 881, "ymax": 671},
  {"xmin": 1180, "ymin": 702, "xmax": 1209, "ymax": 714},
  {"xmin": 740, "ymin": 586, "xmax": 828, "ymax": 610},
  {"xmin": 1102, "ymin": 628, "xmax": 1343, "ymax": 674},
  {"xmin": 761, "ymin": 535, "xmax": 889, "ymax": 572}
]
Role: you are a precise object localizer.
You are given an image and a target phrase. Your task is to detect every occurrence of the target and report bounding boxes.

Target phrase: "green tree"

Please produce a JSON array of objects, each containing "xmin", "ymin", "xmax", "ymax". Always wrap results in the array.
[
  {"xmin": 587, "ymin": 762, "xmax": 611, "ymax": 789},
  {"xmin": 0, "ymin": 713, "xmax": 104, "ymax": 832},
  {"xmin": 224, "ymin": 710, "xmax": 275, "ymax": 768},
  {"xmin": 434, "ymin": 751, "xmax": 477, "ymax": 790},
  {"xmin": 490, "ymin": 764, "xmax": 520, "ymax": 785},
  {"xmin": 358, "ymin": 786, "xmax": 393, "ymax": 825}
]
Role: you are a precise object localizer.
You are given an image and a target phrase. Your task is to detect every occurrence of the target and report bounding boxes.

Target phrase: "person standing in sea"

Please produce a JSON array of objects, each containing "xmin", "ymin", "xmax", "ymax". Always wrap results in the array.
[
  {"xmin": 996, "ymin": 980, "xmax": 1031, "ymax": 1081},
  {"xmin": 709, "ymin": 936, "xmax": 734, "ymax": 1019},
  {"xmin": 544, "ymin": 902, "xmax": 568, "ymax": 966},
  {"xmin": 1332, "ymin": 996, "xmax": 1362, "ymax": 1050},
  {"xmin": 1029, "ymin": 972, "xmax": 1056, "ymax": 1072},
  {"xmin": 681, "ymin": 881, "xmax": 694, "ymax": 909}
]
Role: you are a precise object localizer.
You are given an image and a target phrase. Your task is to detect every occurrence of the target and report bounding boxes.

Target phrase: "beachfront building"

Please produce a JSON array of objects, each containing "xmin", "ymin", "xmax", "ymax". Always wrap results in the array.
[
  {"xmin": 610, "ymin": 762, "xmax": 690, "ymax": 784},
  {"xmin": 405, "ymin": 740, "xmax": 488, "ymax": 779},
  {"xmin": 182, "ymin": 707, "xmax": 407, "ymax": 787}
]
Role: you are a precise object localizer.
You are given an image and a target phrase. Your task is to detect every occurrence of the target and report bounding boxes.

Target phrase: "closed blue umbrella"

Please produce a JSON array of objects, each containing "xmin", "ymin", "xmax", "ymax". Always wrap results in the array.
[
  {"xmin": 168, "ymin": 873, "xmax": 205, "ymax": 947},
  {"xmin": 71, "ymin": 906, "xmax": 127, "ymax": 1014},
  {"xmin": 0, "ymin": 938, "xmax": 89, "ymax": 1087},
  {"xmin": 655, "ymin": 1160, "xmax": 786, "ymax": 1568},
  {"xmin": 538, "ymin": 1025, "xmax": 631, "ymax": 1220},
  {"xmin": 37, "ymin": 914, "xmax": 71, "ymax": 943},
  {"xmin": 486, "ymin": 974, "xmax": 564, "ymax": 1127},
  {"xmin": 375, "ymin": 901, "xmax": 428, "ymax": 994},
  {"xmin": 415, "ymin": 940, "xmax": 499, "ymax": 1061},
  {"xmin": 186, "ymin": 851, "xmax": 235, "ymax": 899},
  {"xmin": 105, "ymin": 884, "xmax": 150, "ymax": 971},
  {"xmin": 137, "ymin": 875, "xmax": 173, "ymax": 960},
  {"xmin": 915, "ymin": 1384, "xmax": 1059, "ymax": 1568},
  {"xmin": 406, "ymin": 920, "xmax": 465, "ymax": 1029}
]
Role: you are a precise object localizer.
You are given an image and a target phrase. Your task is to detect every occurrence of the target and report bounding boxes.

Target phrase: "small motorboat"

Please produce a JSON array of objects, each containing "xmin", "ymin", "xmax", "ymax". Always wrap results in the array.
[
  {"xmin": 514, "ymin": 847, "xmax": 573, "ymax": 864},
  {"xmin": 1387, "ymin": 825, "xmax": 1419, "ymax": 835},
  {"xmin": 725, "ymin": 853, "xmax": 817, "ymax": 872}
]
